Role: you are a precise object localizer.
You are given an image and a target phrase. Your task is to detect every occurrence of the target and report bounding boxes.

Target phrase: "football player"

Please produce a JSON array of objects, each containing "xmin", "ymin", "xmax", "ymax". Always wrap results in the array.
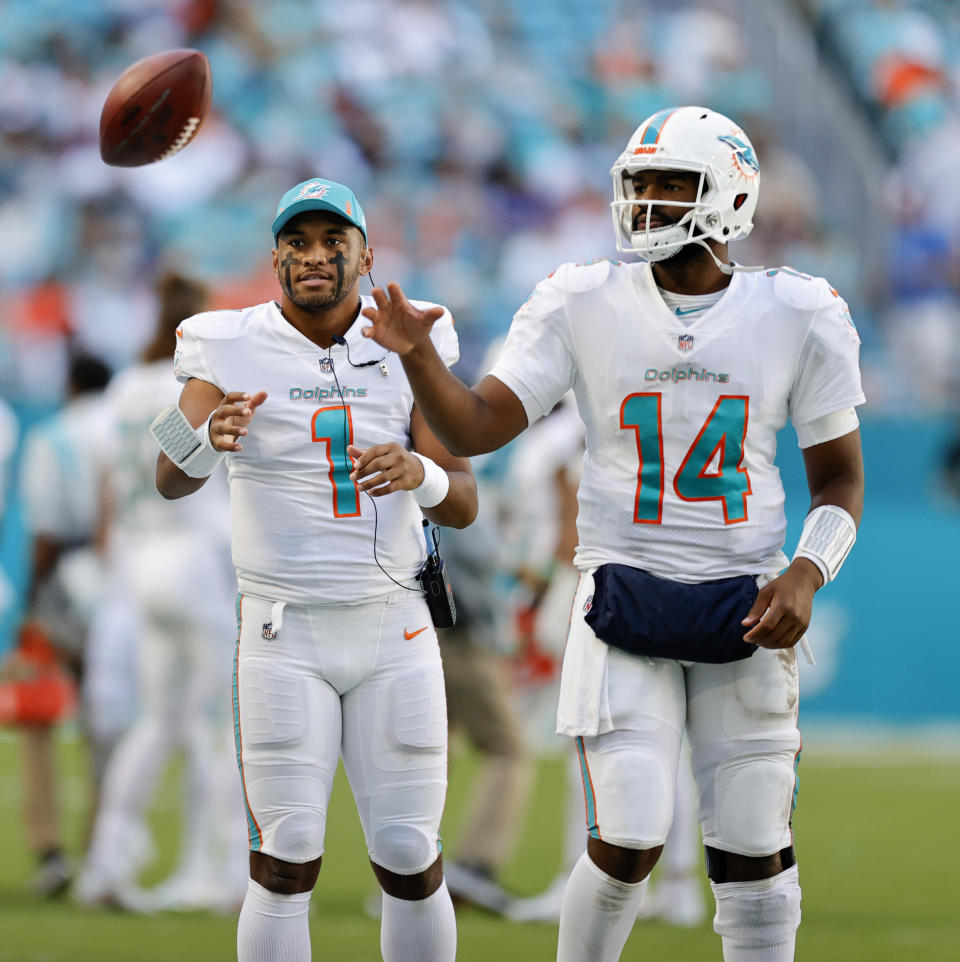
[
  {"xmin": 76, "ymin": 273, "xmax": 247, "ymax": 913},
  {"xmin": 16, "ymin": 353, "xmax": 113, "ymax": 897},
  {"xmin": 361, "ymin": 106, "xmax": 865, "ymax": 962},
  {"xmin": 153, "ymin": 179, "xmax": 476, "ymax": 962}
]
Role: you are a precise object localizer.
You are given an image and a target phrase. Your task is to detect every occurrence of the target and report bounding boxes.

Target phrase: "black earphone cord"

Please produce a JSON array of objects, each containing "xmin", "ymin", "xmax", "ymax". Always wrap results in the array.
[{"xmin": 327, "ymin": 347, "xmax": 427, "ymax": 593}]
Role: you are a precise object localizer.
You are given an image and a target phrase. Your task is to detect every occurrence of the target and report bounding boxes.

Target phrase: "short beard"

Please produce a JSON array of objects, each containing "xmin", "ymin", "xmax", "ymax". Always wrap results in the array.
[
  {"xmin": 659, "ymin": 238, "xmax": 707, "ymax": 266},
  {"xmin": 284, "ymin": 260, "xmax": 362, "ymax": 311}
]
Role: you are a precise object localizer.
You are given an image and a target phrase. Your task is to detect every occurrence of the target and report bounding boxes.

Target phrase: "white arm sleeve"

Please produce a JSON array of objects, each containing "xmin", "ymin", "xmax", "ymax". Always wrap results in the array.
[{"xmin": 795, "ymin": 407, "xmax": 859, "ymax": 448}]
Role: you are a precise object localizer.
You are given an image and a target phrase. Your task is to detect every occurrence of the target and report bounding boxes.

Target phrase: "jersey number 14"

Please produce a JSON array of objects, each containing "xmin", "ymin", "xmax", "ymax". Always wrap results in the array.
[{"xmin": 620, "ymin": 393, "xmax": 751, "ymax": 524}]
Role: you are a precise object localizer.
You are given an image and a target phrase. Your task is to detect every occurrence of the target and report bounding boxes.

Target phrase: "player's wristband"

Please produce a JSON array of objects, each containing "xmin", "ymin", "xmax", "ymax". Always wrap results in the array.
[
  {"xmin": 792, "ymin": 504, "xmax": 856, "ymax": 584},
  {"xmin": 149, "ymin": 405, "xmax": 225, "ymax": 479},
  {"xmin": 410, "ymin": 452, "xmax": 450, "ymax": 507}
]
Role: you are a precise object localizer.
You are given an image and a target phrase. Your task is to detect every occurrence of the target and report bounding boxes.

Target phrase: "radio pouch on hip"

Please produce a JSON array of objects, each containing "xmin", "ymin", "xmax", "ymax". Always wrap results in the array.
[
  {"xmin": 418, "ymin": 522, "xmax": 456, "ymax": 629},
  {"xmin": 584, "ymin": 563, "xmax": 759, "ymax": 663}
]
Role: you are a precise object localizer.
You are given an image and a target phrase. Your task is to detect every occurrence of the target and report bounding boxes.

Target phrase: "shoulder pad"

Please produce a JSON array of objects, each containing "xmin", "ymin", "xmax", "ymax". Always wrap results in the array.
[
  {"xmin": 549, "ymin": 258, "xmax": 624, "ymax": 295},
  {"xmin": 179, "ymin": 305, "xmax": 259, "ymax": 341},
  {"xmin": 767, "ymin": 267, "xmax": 839, "ymax": 312}
]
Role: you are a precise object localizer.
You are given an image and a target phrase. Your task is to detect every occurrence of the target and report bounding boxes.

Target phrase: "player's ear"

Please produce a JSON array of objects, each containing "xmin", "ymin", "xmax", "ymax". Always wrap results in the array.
[
  {"xmin": 360, "ymin": 245, "xmax": 374, "ymax": 276},
  {"xmin": 272, "ymin": 248, "xmax": 279, "ymax": 274}
]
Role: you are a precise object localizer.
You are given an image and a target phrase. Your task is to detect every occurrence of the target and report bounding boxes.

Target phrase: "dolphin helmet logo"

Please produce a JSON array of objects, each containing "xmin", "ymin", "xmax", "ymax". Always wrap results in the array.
[{"xmin": 717, "ymin": 134, "xmax": 759, "ymax": 175}]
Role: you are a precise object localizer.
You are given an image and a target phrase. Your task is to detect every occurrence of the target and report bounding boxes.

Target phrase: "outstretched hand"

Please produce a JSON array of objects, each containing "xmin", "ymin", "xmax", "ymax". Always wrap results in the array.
[
  {"xmin": 361, "ymin": 283, "xmax": 444, "ymax": 357},
  {"xmin": 209, "ymin": 390, "xmax": 268, "ymax": 452}
]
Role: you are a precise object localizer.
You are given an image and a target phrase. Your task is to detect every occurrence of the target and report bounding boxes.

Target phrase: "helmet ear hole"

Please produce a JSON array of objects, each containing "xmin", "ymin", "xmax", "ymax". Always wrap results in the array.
[{"xmin": 733, "ymin": 193, "xmax": 748, "ymax": 211}]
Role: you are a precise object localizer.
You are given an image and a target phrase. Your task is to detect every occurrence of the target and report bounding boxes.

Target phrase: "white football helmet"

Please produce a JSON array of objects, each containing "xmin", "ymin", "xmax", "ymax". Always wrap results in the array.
[{"xmin": 610, "ymin": 106, "xmax": 760, "ymax": 262}]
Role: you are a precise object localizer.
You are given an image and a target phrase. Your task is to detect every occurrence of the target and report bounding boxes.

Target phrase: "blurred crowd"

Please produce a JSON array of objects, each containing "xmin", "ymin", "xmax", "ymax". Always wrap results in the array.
[
  {"xmin": 1, "ymin": 0, "xmax": 960, "ymax": 915},
  {"xmin": 0, "ymin": 0, "xmax": 763, "ymax": 403},
  {"xmin": 807, "ymin": 0, "xmax": 960, "ymax": 412},
  {"xmin": 2, "ymin": 0, "xmax": 957, "ymax": 412}
]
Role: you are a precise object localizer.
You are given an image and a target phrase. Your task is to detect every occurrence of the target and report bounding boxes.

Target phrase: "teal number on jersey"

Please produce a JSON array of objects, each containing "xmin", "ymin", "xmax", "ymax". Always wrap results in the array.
[
  {"xmin": 620, "ymin": 393, "xmax": 751, "ymax": 525},
  {"xmin": 620, "ymin": 393, "xmax": 665, "ymax": 523},
  {"xmin": 674, "ymin": 396, "xmax": 751, "ymax": 523},
  {"xmin": 311, "ymin": 406, "xmax": 361, "ymax": 517}
]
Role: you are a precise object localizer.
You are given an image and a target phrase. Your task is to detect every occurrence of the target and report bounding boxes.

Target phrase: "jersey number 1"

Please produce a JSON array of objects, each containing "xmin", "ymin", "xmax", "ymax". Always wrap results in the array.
[
  {"xmin": 311, "ymin": 406, "xmax": 361, "ymax": 517},
  {"xmin": 620, "ymin": 393, "xmax": 751, "ymax": 524}
]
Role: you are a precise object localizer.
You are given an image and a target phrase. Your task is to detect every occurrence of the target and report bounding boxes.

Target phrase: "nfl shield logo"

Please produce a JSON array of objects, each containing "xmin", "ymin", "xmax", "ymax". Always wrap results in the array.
[
  {"xmin": 678, "ymin": 334, "xmax": 694, "ymax": 351},
  {"xmin": 319, "ymin": 357, "xmax": 334, "ymax": 373}
]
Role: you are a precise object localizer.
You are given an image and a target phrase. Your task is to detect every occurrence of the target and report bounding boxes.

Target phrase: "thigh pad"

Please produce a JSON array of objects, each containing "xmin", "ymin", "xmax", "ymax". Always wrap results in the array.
[{"xmin": 578, "ymin": 729, "xmax": 682, "ymax": 849}]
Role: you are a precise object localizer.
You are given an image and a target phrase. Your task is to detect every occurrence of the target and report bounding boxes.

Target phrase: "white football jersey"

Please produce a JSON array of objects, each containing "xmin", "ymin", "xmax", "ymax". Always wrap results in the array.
[
  {"xmin": 104, "ymin": 360, "xmax": 235, "ymax": 625},
  {"xmin": 175, "ymin": 298, "xmax": 459, "ymax": 605},
  {"xmin": 20, "ymin": 394, "xmax": 112, "ymax": 542},
  {"xmin": 490, "ymin": 260, "xmax": 865, "ymax": 582},
  {"xmin": 106, "ymin": 360, "xmax": 231, "ymax": 542}
]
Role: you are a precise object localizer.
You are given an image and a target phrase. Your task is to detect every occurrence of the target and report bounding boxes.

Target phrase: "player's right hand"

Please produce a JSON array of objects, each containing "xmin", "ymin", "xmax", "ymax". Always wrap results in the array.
[
  {"xmin": 209, "ymin": 390, "xmax": 268, "ymax": 452},
  {"xmin": 741, "ymin": 559, "xmax": 822, "ymax": 650},
  {"xmin": 360, "ymin": 282, "xmax": 444, "ymax": 357}
]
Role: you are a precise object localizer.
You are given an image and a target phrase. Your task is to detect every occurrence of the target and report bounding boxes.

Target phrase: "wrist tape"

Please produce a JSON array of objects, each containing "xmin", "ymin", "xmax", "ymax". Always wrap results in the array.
[
  {"xmin": 410, "ymin": 452, "xmax": 450, "ymax": 507},
  {"xmin": 793, "ymin": 504, "xmax": 856, "ymax": 584},
  {"xmin": 150, "ymin": 405, "xmax": 225, "ymax": 479}
]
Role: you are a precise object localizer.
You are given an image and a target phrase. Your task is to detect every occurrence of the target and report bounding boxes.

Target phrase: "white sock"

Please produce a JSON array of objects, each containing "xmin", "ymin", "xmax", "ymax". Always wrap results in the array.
[
  {"xmin": 711, "ymin": 865, "xmax": 801, "ymax": 962},
  {"xmin": 557, "ymin": 853, "xmax": 648, "ymax": 962},
  {"xmin": 237, "ymin": 879, "xmax": 311, "ymax": 962},
  {"xmin": 380, "ymin": 881, "xmax": 457, "ymax": 962}
]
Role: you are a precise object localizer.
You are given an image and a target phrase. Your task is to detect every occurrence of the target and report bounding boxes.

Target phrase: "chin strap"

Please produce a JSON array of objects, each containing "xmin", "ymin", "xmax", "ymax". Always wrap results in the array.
[{"xmin": 693, "ymin": 238, "xmax": 765, "ymax": 274}]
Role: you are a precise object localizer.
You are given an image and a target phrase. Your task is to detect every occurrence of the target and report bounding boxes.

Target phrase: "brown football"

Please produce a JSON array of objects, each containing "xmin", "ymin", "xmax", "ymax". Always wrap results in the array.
[{"xmin": 99, "ymin": 48, "xmax": 212, "ymax": 167}]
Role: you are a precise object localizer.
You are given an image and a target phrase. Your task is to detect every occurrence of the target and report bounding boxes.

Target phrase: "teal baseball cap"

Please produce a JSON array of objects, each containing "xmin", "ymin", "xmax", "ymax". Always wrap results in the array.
[{"xmin": 271, "ymin": 177, "xmax": 367, "ymax": 243}]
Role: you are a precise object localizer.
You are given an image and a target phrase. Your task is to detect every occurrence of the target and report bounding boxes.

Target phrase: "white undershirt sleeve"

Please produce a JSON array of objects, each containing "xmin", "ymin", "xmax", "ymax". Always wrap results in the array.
[{"xmin": 795, "ymin": 407, "xmax": 859, "ymax": 449}]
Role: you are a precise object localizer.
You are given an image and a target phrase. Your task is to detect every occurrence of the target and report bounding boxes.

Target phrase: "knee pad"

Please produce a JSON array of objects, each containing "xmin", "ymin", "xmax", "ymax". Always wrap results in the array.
[
  {"xmin": 712, "ymin": 864, "xmax": 801, "ymax": 948},
  {"xmin": 270, "ymin": 811, "xmax": 326, "ymax": 862},
  {"xmin": 371, "ymin": 822, "xmax": 436, "ymax": 875},
  {"xmin": 711, "ymin": 755, "xmax": 797, "ymax": 855}
]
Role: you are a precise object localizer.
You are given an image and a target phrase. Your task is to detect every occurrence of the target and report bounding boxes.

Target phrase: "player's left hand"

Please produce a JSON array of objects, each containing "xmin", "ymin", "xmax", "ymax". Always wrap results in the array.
[
  {"xmin": 360, "ymin": 283, "xmax": 444, "ymax": 357},
  {"xmin": 347, "ymin": 443, "xmax": 425, "ymax": 497},
  {"xmin": 741, "ymin": 559, "xmax": 823, "ymax": 649}
]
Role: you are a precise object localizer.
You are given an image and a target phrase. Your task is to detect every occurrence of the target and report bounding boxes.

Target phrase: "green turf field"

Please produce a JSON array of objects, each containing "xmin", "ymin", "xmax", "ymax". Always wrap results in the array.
[{"xmin": 0, "ymin": 732, "xmax": 957, "ymax": 961}]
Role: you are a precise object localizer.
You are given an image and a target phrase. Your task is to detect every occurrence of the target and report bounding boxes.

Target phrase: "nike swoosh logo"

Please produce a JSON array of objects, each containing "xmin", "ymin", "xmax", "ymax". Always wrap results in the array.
[
  {"xmin": 674, "ymin": 307, "xmax": 702, "ymax": 316},
  {"xmin": 404, "ymin": 626, "xmax": 429, "ymax": 640}
]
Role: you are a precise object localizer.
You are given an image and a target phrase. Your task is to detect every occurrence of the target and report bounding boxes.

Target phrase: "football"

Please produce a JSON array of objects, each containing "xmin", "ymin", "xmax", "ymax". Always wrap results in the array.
[{"xmin": 99, "ymin": 48, "xmax": 212, "ymax": 167}]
